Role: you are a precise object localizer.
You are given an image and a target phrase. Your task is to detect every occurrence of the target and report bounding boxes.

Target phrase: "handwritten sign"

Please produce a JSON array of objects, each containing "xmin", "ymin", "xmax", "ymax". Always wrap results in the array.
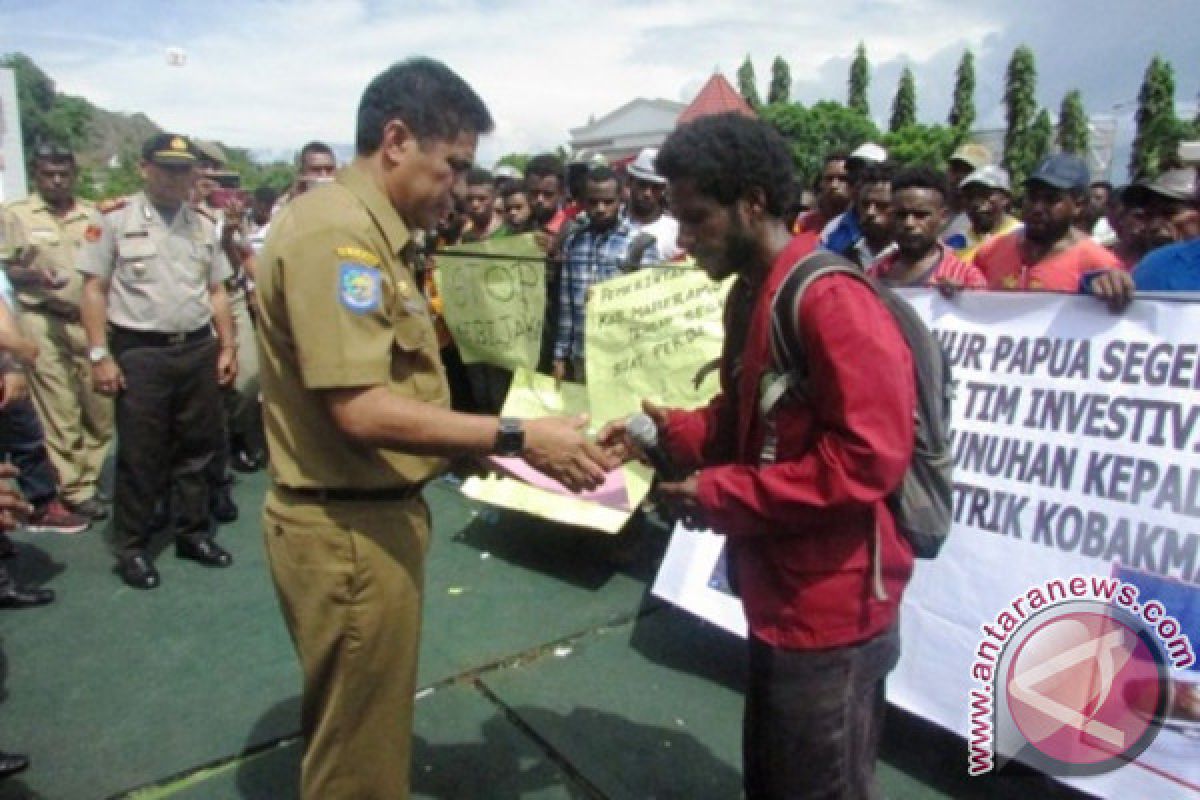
[
  {"xmin": 585, "ymin": 265, "xmax": 730, "ymax": 427},
  {"xmin": 436, "ymin": 234, "xmax": 545, "ymax": 369}
]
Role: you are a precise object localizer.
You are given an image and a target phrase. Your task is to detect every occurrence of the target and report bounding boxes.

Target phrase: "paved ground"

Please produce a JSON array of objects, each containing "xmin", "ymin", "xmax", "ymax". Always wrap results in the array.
[{"xmin": 0, "ymin": 471, "xmax": 1088, "ymax": 799}]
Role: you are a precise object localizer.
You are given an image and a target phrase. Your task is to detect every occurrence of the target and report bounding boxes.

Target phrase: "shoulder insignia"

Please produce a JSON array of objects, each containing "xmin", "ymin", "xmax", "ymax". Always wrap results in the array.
[
  {"xmin": 338, "ymin": 263, "xmax": 381, "ymax": 314},
  {"xmin": 192, "ymin": 204, "xmax": 217, "ymax": 223},
  {"xmin": 97, "ymin": 197, "xmax": 129, "ymax": 214},
  {"xmin": 84, "ymin": 224, "xmax": 103, "ymax": 243},
  {"xmin": 335, "ymin": 246, "xmax": 381, "ymax": 267}
]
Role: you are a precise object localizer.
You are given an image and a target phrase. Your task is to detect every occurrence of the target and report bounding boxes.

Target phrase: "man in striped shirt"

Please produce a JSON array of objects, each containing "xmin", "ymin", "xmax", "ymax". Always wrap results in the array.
[{"xmin": 552, "ymin": 165, "xmax": 659, "ymax": 382}]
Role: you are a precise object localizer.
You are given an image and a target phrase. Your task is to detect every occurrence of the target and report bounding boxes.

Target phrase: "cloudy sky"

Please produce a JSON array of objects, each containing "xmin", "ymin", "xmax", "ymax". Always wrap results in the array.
[{"xmin": 1, "ymin": 0, "xmax": 1196, "ymax": 179}]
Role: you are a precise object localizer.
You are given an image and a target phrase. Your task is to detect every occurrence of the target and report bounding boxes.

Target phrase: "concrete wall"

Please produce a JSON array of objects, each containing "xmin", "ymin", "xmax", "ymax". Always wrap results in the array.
[{"xmin": 0, "ymin": 68, "xmax": 28, "ymax": 203}]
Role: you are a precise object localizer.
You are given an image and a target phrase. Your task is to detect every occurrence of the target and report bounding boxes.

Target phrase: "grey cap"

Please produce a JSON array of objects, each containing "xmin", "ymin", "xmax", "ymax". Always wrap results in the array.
[{"xmin": 960, "ymin": 165, "xmax": 1011, "ymax": 193}]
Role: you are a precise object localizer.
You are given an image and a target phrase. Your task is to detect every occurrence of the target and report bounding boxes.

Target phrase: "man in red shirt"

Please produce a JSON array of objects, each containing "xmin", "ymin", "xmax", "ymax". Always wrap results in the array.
[
  {"xmin": 976, "ymin": 153, "xmax": 1119, "ymax": 290},
  {"xmin": 792, "ymin": 151, "xmax": 852, "ymax": 244},
  {"xmin": 601, "ymin": 113, "xmax": 915, "ymax": 799},
  {"xmin": 870, "ymin": 167, "xmax": 987, "ymax": 288}
]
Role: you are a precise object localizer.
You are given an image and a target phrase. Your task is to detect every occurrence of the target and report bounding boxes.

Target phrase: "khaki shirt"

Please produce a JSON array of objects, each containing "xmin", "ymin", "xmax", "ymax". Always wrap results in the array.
[
  {"xmin": 78, "ymin": 192, "xmax": 232, "ymax": 332},
  {"xmin": 256, "ymin": 163, "xmax": 450, "ymax": 490},
  {"xmin": 0, "ymin": 193, "xmax": 94, "ymax": 310}
]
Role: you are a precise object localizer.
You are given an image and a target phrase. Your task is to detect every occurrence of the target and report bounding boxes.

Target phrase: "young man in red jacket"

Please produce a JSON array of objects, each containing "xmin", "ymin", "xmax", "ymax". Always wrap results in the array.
[{"xmin": 602, "ymin": 113, "xmax": 916, "ymax": 799}]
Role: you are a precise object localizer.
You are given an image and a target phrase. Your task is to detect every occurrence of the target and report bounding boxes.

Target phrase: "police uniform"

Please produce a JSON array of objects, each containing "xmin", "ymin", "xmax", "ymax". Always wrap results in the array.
[
  {"xmin": 256, "ymin": 162, "xmax": 449, "ymax": 799},
  {"xmin": 79, "ymin": 189, "xmax": 232, "ymax": 561},
  {"xmin": 0, "ymin": 194, "xmax": 113, "ymax": 509}
]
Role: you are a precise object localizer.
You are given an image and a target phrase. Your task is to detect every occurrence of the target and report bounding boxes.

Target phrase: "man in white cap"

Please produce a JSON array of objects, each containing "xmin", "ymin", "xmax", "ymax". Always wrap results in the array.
[
  {"xmin": 625, "ymin": 147, "xmax": 680, "ymax": 260},
  {"xmin": 948, "ymin": 165, "xmax": 1022, "ymax": 264},
  {"xmin": 819, "ymin": 142, "xmax": 887, "ymax": 256}
]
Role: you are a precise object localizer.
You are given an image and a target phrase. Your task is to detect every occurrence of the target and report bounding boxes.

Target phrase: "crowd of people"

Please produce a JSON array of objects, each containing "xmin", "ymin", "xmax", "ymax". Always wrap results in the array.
[{"xmin": 0, "ymin": 52, "xmax": 1196, "ymax": 795}]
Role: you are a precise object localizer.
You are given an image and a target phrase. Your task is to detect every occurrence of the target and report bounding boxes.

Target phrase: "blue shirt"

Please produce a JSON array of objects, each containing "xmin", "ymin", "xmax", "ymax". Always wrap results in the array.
[
  {"xmin": 554, "ymin": 218, "xmax": 654, "ymax": 362},
  {"xmin": 1133, "ymin": 240, "xmax": 1200, "ymax": 291},
  {"xmin": 819, "ymin": 209, "xmax": 862, "ymax": 256}
]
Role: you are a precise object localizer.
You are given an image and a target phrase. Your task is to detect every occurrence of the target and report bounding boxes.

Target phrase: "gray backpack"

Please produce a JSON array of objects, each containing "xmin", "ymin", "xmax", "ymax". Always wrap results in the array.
[{"xmin": 761, "ymin": 250, "xmax": 954, "ymax": 558}]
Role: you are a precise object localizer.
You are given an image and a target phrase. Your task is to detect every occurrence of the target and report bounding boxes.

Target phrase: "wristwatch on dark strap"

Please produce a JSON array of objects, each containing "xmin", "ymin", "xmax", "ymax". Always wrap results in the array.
[{"xmin": 493, "ymin": 417, "xmax": 525, "ymax": 456}]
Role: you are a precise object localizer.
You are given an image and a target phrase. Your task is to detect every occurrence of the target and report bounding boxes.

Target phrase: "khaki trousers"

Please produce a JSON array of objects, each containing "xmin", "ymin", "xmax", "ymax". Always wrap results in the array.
[
  {"xmin": 22, "ymin": 308, "xmax": 113, "ymax": 505},
  {"xmin": 263, "ymin": 487, "xmax": 429, "ymax": 800}
]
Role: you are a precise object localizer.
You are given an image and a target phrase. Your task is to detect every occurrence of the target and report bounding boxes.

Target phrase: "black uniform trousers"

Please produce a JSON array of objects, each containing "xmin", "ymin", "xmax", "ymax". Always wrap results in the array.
[{"xmin": 110, "ymin": 328, "xmax": 223, "ymax": 558}]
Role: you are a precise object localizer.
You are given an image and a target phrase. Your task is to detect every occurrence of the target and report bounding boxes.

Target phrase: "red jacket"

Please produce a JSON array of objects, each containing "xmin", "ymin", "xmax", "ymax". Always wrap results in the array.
[{"xmin": 665, "ymin": 236, "xmax": 916, "ymax": 649}]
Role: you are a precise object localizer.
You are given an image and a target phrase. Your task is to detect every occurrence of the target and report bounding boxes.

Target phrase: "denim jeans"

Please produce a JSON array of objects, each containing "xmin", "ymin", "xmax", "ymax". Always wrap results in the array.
[
  {"xmin": 743, "ymin": 624, "xmax": 900, "ymax": 800},
  {"xmin": 0, "ymin": 396, "xmax": 59, "ymax": 507}
]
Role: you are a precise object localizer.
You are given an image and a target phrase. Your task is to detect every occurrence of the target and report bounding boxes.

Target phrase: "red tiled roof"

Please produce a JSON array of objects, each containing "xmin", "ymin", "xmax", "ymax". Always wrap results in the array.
[{"xmin": 677, "ymin": 73, "xmax": 758, "ymax": 126}]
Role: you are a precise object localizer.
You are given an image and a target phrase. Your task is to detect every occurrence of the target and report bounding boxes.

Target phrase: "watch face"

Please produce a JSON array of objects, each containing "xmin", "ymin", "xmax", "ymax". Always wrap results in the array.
[{"xmin": 496, "ymin": 418, "xmax": 524, "ymax": 455}]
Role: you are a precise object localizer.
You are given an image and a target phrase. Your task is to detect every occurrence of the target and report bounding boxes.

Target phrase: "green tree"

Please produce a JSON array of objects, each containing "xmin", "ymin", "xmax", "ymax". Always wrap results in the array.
[
  {"xmin": 761, "ymin": 100, "xmax": 880, "ymax": 188},
  {"xmin": 494, "ymin": 153, "xmax": 531, "ymax": 174},
  {"xmin": 737, "ymin": 55, "xmax": 761, "ymax": 108},
  {"xmin": 1030, "ymin": 109, "xmax": 1054, "ymax": 166},
  {"xmin": 1002, "ymin": 45, "xmax": 1038, "ymax": 191},
  {"xmin": 881, "ymin": 123, "xmax": 957, "ymax": 169},
  {"xmin": 948, "ymin": 50, "xmax": 976, "ymax": 133},
  {"xmin": 1, "ymin": 52, "xmax": 93, "ymax": 153},
  {"xmin": 889, "ymin": 67, "xmax": 917, "ymax": 132},
  {"xmin": 767, "ymin": 56, "xmax": 792, "ymax": 105},
  {"xmin": 848, "ymin": 43, "xmax": 870, "ymax": 117},
  {"xmin": 1130, "ymin": 56, "xmax": 1181, "ymax": 180},
  {"xmin": 1056, "ymin": 89, "xmax": 1089, "ymax": 155},
  {"xmin": 90, "ymin": 151, "xmax": 143, "ymax": 200}
]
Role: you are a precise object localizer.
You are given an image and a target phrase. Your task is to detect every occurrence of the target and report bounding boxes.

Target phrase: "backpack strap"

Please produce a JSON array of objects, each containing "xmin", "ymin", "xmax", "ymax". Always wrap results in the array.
[
  {"xmin": 760, "ymin": 251, "xmax": 865, "ymax": 464},
  {"xmin": 762, "ymin": 251, "xmax": 889, "ymax": 600}
]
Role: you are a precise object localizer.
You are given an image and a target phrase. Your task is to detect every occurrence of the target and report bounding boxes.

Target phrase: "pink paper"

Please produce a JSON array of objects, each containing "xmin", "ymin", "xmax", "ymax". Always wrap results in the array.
[{"xmin": 487, "ymin": 456, "xmax": 631, "ymax": 511}]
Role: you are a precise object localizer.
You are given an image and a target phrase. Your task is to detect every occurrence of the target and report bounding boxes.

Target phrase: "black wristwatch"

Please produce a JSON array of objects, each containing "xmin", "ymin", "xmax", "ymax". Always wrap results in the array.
[{"xmin": 493, "ymin": 417, "xmax": 525, "ymax": 456}]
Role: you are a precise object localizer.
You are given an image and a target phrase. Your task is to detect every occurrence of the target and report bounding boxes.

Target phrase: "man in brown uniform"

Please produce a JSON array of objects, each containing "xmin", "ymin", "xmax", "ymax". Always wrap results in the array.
[
  {"xmin": 256, "ymin": 58, "xmax": 613, "ymax": 799},
  {"xmin": 1, "ymin": 144, "xmax": 113, "ymax": 520},
  {"xmin": 80, "ymin": 133, "xmax": 238, "ymax": 590}
]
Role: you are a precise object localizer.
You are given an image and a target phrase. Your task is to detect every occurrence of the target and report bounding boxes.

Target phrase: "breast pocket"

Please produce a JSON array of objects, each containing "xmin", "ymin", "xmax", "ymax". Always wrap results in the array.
[
  {"xmin": 30, "ymin": 229, "xmax": 61, "ymax": 248},
  {"xmin": 116, "ymin": 236, "xmax": 158, "ymax": 283},
  {"xmin": 391, "ymin": 311, "xmax": 443, "ymax": 398}
]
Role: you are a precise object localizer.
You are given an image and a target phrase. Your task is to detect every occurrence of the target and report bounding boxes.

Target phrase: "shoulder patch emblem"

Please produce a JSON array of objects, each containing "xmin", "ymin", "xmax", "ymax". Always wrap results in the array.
[
  {"xmin": 84, "ymin": 224, "xmax": 103, "ymax": 243},
  {"xmin": 335, "ymin": 246, "xmax": 381, "ymax": 267},
  {"xmin": 338, "ymin": 263, "xmax": 381, "ymax": 313}
]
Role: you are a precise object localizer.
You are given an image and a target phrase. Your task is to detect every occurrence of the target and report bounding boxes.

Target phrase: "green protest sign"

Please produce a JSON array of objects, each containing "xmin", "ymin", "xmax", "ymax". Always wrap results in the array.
[{"xmin": 435, "ymin": 234, "xmax": 545, "ymax": 368}]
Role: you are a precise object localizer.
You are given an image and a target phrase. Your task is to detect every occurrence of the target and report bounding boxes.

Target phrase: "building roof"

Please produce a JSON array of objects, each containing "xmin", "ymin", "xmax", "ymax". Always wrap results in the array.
[{"xmin": 677, "ymin": 73, "xmax": 757, "ymax": 126}]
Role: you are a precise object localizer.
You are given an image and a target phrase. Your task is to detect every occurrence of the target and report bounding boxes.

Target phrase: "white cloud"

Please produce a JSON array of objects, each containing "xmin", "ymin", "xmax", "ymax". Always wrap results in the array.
[{"xmin": 2, "ymin": 0, "xmax": 1195, "ymax": 178}]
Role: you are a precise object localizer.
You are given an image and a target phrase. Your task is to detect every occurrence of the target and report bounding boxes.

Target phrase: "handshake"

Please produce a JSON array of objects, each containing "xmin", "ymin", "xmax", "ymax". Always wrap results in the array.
[{"xmin": 521, "ymin": 401, "xmax": 704, "ymax": 526}]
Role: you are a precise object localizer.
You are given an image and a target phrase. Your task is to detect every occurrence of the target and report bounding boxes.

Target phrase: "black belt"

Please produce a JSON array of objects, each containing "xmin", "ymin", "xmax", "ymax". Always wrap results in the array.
[
  {"xmin": 109, "ymin": 324, "xmax": 212, "ymax": 347},
  {"xmin": 277, "ymin": 485, "xmax": 423, "ymax": 503}
]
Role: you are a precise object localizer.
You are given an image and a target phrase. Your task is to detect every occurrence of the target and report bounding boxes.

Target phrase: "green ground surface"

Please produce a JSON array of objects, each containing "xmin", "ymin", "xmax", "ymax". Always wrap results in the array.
[{"xmin": 0, "ymin": 473, "xmax": 1088, "ymax": 799}]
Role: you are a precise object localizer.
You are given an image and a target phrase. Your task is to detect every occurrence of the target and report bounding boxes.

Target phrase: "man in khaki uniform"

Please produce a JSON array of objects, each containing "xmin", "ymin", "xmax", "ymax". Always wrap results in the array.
[
  {"xmin": 1, "ymin": 144, "xmax": 113, "ymax": 520},
  {"xmin": 256, "ymin": 58, "xmax": 614, "ymax": 799},
  {"xmin": 80, "ymin": 133, "xmax": 238, "ymax": 590}
]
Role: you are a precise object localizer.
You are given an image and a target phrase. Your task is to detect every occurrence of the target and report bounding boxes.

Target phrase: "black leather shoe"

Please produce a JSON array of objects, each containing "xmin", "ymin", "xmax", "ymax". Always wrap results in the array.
[
  {"xmin": 210, "ymin": 485, "xmax": 239, "ymax": 524},
  {"xmin": 0, "ymin": 750, "xmax": 29, "ymax": 778},
  {"xmin": 0, "ymin": 585, "xmax": 54, "ymax": 609},
  {"xmin": 69, "ymin": 496, "xmax": 110, "ymax": 521},
  {"xmin": 176, "ymin": 538, "xmax": 233, "ymax": 568},
  {"xmin": 118, "ymin": 554, "xmax": 160, "ymax": 590}
]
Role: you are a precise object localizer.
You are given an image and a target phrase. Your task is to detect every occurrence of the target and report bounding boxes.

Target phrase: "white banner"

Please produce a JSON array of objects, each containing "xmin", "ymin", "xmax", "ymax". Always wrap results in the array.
[{"xmin": 652, "ymin": 290, "xmax": 1200, "ymax": 799}]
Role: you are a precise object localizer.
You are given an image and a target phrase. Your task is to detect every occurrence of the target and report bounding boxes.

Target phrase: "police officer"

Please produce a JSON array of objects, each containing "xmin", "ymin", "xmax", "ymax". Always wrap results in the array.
[
  {"xmin": 256, "ymin": 58, "xmax": 613, "ymax": 799},
  {"xmin": 1, "ymin": 143, "xmax": 113, "ymax": 520},
  {"xmin": 80, "ymin": 133, "xmax": 238, "ymax": 590}
]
